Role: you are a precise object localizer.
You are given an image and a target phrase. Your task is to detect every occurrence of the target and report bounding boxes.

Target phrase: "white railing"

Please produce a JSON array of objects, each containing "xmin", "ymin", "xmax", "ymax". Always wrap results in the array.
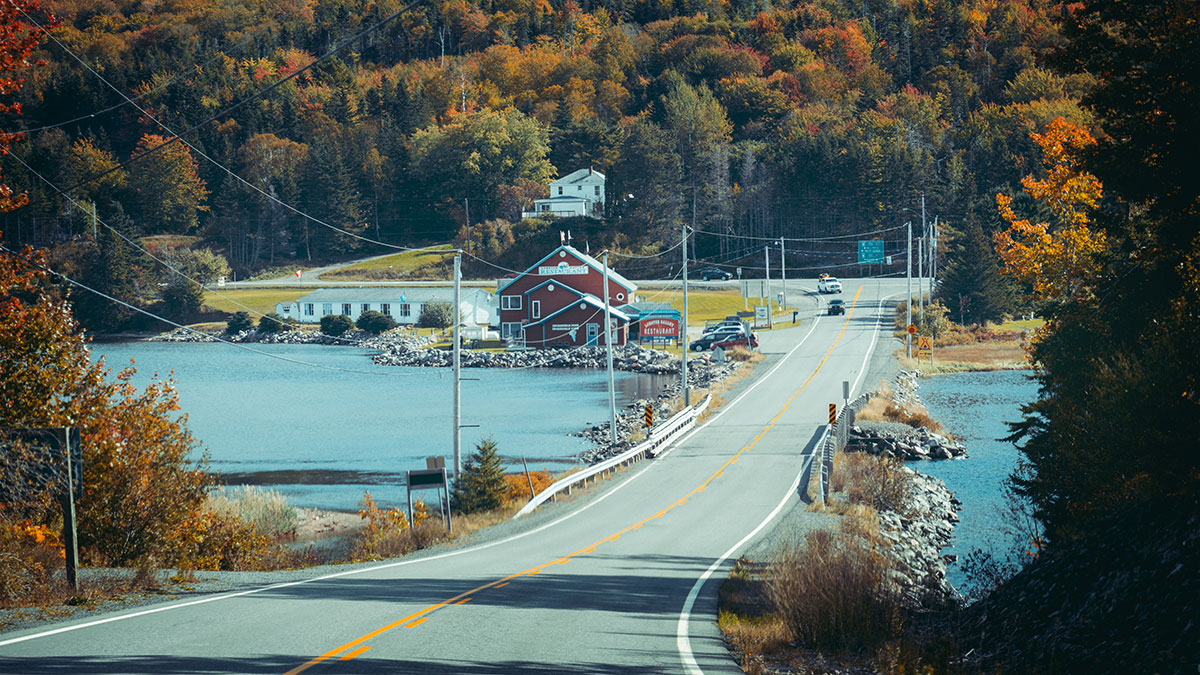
[{"xmin": 513, "ymin": 394, "xmax": 713, "ymax": 518}]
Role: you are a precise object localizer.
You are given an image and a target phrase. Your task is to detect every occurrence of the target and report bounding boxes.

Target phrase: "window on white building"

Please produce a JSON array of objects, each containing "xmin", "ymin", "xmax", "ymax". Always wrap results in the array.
[
  {"xmin": 304, "ymin": 304, "xmax": 314, "ymax": 316},
  {"xmin": 557, "ymin": 186, "xmax": 563, "ymax": 195},
  {"xmin": 342, "ymin": 303, "xmax": 352, "ymax": 315},
  {"xmin": 400, "ymin": 303, "xmax": 411, "ymax": 317},
  {"xmin": 361, "ymin": 303, "xmax": 370, "ymax": 314},
  {"xmin": 501, "ymin": 295, "xmax": 522, "ymax": 310},
  {"xmin": 381, "ymin": 303, "xmax": 391, "ymax": 315},
  {"xmin": 595, "ymin": 186, "xmax": 600, "ymax": 196},
  {"xmin": 322, "ymin": 303, "xmax": 333, "ymax": 316}
]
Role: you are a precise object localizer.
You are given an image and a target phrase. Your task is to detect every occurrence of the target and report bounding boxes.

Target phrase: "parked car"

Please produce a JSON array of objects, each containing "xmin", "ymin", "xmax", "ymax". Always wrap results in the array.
[
  {"xmin": 828, "ymin": 299, "xmax": 845, "ymax": 315},
  {"xmin": 698, "ymin": 266, "xmax": 733, "ymax": 281},
  {"xmin": 702, "ymin": 320, "xmax": 745, "ymax": 336},
  {"xmin": 714, "ymin": 333, "xmax": 759, "ymax": 350},
  {"xmin": 817, "ymin": 276, "xmax": 842, "ymax": 293}
]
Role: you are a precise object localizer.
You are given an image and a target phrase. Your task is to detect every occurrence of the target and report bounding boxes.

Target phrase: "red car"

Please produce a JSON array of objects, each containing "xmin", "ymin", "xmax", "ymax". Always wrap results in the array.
[{"xmin": 714, "ymin": 333, "xmax": 758, "ymax": 350}]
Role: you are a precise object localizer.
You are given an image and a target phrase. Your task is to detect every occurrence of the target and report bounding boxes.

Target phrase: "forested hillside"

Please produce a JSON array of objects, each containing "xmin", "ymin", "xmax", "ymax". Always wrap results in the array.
[{"xmin": 4, "ymin": 0, "xmax": 1081, "ymax": 315}]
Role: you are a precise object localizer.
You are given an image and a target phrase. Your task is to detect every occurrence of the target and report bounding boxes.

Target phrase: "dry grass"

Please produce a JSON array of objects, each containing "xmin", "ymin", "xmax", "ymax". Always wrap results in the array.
[
  {"xmin": 205, "ymin": 486, "xmax": 300, "ymax": 539},
  {"xmin": 725, "ymin": 346, "xmax": 764, "ymax": 363},
  {"xmin": 719, "ymin": 558, "xmax": 792, "ymax": 675},
  {"xmin": 855, "ymin": 390, "xmax": 945, "ymax": 434},
  {"xmin": 831, "ymin": 451, "xmax": 913, "ymax": 514},
  {"xmin": 768, "ymin": 530, "xmax": 902, "ymax": 655},
  {"xmin": 900, "ymin": 342, "xmax": 1030, "ymax": 374},
  {"xmin": 201, "ymin": 288, "xmax": 306, "ymax": 316},
  {"xmin": 323, "ymin": 245, "xmax": 455, "ymax": 280}
]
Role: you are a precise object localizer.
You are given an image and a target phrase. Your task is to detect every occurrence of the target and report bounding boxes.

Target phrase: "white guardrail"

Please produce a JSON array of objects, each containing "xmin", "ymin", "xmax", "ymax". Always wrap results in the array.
[{"xmin": 514, "ymin": 394, "xmax": 713, "ymax": 518}]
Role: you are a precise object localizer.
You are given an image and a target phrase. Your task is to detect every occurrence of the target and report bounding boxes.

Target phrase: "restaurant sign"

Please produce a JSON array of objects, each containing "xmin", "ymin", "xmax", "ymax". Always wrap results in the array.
[{"xmin": 641, "ymin": 317, "xmax": 680, "ymax": 337}]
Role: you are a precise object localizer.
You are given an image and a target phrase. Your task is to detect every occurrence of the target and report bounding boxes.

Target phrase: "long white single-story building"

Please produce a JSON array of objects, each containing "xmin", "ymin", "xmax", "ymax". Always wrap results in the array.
[{"xmin": 275, "ymin": 287, "xmax": 497, "ymax": 327}]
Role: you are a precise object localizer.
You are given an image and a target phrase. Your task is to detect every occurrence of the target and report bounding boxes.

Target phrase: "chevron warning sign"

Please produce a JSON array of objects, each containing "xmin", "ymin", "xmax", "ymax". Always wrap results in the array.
[{"xmin": 643, "ymin": 405, "xmax": 654, "ymax": 428}]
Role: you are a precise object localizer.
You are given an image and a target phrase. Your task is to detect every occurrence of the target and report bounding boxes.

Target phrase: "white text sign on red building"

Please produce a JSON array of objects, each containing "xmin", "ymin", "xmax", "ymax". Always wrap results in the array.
[
  {"xmin": 641, "ymin": 318, "xmax": 680, "ymax": 337},
  {"xmin": 538, "ymin": 262, "xmax": 589, "ymax": 275}
]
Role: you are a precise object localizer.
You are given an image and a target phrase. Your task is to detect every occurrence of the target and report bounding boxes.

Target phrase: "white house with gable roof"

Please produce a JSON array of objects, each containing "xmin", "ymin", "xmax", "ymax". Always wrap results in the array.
[
  {"xmin": 522, "ymin": 168, "xmax": 605, "ymax": 219},
  {"xmin": 275, "ymin": 287, "xmax": 497, "ymax": 328}
]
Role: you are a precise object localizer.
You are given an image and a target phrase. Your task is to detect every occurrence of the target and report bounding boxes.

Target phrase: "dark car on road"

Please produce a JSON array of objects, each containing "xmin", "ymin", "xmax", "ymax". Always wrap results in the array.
[
  {"xmin": 698, "ymin": 267, "xmax": 733, "ymax": 281},
  {"xmin": 828, "ymin": 299, "xmax": 845, "ymax": 315}
]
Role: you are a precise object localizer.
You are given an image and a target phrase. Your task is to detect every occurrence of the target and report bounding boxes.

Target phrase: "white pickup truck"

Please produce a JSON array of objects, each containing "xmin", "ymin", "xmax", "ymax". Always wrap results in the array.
[{"xmin": 817, "ymin": 276, "xmax": 842, "ymax": 293}]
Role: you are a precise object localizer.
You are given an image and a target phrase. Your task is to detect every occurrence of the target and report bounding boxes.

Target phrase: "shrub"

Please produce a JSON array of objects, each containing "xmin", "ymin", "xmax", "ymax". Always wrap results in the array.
[
  {"xmin": 503, "ymin": 469, "xmax": 554, "ymax": 504},
  {"xmin": 160, "ymin": 279, "xmax": 204, "ymax": 318},
  {"xmin": 768, "ymin": 530, "xmax": 901, "ymax": 653},
  {"xmin": 205, "ymin": 486, "xmax": 298, "ymax": 539},
  {"xmin": 352, "ymin": 492, "xmax": 444, "ymax": 560},
  {"xmin": 0, "ymin": 512, "xmax": 64, "ymax": 607},
  {"xmin": 320, "ymin": 313, "xmax": 354, "ymax": 336},
  {"xmin": 417, "ymin": 301, "xmax": 454, "ymax": 329},
  {"xmin": 225, "ymin": 311, "xmax": 253, "ymax": 335},
  {"xmin": 450, "ymin": 437, "xmax": 507, "ymax": 514},
  {"xmin": 257, "ymin": 312, "xmax": 291, "ymax": 334},
  {"xmin": 832, "ymin": 451, "xmax": 913, "ymax": 514},
  {"xmin": 356, "ymin": 310, "xmax": 397, "ymax": 334}
]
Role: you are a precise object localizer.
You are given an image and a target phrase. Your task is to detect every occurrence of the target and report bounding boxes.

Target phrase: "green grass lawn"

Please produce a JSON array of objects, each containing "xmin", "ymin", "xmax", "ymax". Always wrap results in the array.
[
  {"xmin": 994, "ymin": 317, "xmax": 1045, "ymax": 332},
  {"xmin": 323, "ymin": 245, "xmax": 456, "ymax": 280},
  {"xmin": 202, "ymin": 288, "xmax": 306, "ymax": 317},
  {"xmin": 642, "ymin": 289, "xmax": 782, "ymax": 325}
]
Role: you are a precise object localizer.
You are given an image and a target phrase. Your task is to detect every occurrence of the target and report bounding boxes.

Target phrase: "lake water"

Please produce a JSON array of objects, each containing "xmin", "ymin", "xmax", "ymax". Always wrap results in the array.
[
  {"xmin": 909, "ymin": 369, "xmax": 1039, "ymax": 593},
  {"xmin": 90, "ymin": 342, "xmax": 672, "ymax": 511}
]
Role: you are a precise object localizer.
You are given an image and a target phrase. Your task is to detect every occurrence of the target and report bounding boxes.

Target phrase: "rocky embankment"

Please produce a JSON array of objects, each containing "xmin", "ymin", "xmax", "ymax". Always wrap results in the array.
[
  {"xmin": 148, "ymin": 327, "xmax": 436, "ymax": 351},
  {"xmin": 878, "ymin": 468, "xmax": 962, "ymax": 607},
  {"xmin": 848, "ymin": 423, "xmax": 967, "ymax": 461},
  {"xmin": 372, "ymin": 342, "xmax": 680, "ymax": 372}
]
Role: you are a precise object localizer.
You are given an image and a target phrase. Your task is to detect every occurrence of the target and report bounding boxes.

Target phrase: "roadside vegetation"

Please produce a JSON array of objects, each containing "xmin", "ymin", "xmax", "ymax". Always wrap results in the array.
[
  {"xmin": 321, "ymin": 246, "xmax": 456, "ymax": 281},
  {"xmin": 895, "ymin": 299, "xmax": 1033, "ymax": 373}
]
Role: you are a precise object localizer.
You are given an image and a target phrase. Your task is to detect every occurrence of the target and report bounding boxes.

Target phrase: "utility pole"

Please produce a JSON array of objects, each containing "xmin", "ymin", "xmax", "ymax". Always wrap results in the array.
[
  {"xmin": 681, "ymin": 222, "xmax": 690, "ymax": 407},
  {"xmin": 463, "ymin": 198, "xmax": 471, "ymax": 256},
  {"xmin": 779, "ymin": 236, "xmax": 787, "ymax": 312},
  {"xmin": 919, "ymin": 193, "xmax": 926, "ymax": 317},
  {"xmin": 453, "ymin": 253, "xmax": 462, "ymax": 481},
  {"xmin": 931, "ymin": 216, "xmax": 939, "ymax": 289},
  {"xmin": 764, "ymin": 246, "xmax": 770, "ymax": 311},
  {"xmin": 906, "ymin": 221, "xmax": 912, "ymax": 359},
  {"xmin": 603, "ymin": 251, "xmax": 618, "ymax": 445},
  {"xmin": 918, "ymin": 229, "xmax": 925, "ymax": 321},
  {"xmin": 91, "ymin": 202, "xmax": 97, "ymax": 240}
]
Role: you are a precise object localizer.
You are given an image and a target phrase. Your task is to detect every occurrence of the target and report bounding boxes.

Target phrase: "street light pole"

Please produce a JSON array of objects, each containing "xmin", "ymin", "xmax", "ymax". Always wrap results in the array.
[{"xmin": 779, "ymin": 236, "xmax": 786, "ymax": 311}]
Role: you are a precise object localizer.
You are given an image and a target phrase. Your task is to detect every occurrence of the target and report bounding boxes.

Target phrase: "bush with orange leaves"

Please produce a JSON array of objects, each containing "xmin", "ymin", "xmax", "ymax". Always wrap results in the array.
[
  {"xmin": 352, "ymin": 492, "xmax": 444, "ymax": 560},
  {"xmin": 502, "ymin": 470, "xmax": 554, "ymax": 505}
]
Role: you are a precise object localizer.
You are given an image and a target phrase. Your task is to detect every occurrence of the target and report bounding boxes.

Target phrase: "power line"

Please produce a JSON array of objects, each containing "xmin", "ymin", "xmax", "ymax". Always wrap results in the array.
[
  {"xmin": 10, "ymin": 0, "xmax": 453, "ymax": 256},
  {"xmin": 690, "ymin": 223, "xmax": 907, "ymax": 242},
  {"xmin": 4, "ymin": 0, "xmax": 427, "ymax": 236}
]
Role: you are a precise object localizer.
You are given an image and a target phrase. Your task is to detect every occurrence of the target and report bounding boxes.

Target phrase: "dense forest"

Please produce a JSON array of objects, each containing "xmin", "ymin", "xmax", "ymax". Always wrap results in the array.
[{"xmin": 2, "ymin": 0, "xmax": 1084, "ymax": 316}]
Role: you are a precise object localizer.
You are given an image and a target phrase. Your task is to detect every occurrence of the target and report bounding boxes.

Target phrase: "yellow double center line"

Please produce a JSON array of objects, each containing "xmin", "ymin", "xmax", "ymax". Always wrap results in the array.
[{"xmin": 284, "ymin": 287, "xmax": 864, "ymax": 674}]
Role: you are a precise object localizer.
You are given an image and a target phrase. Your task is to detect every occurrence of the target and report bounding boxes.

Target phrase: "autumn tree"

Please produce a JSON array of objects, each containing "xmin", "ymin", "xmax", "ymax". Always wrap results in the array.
[
  {"xmin": 129, "ymin": 134, "xmax": 209, "ymax": 234},
  {"xmin": 0, "ymin": 1, "xmax": 55, "ymax": 212}
]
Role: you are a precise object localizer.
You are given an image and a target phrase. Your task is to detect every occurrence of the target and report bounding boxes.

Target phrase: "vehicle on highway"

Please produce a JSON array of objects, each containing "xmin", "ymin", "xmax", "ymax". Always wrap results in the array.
[
  {"xmin": 817, "ymin": 276, "xmax": 842, "ymax": 293},
  {"xmin": 697, "ymin": 266, "xmax": 733, "ymax": 281},
  {"xmin": 828, "ymin": 299, "xmax": 845, "ymax": 315}
]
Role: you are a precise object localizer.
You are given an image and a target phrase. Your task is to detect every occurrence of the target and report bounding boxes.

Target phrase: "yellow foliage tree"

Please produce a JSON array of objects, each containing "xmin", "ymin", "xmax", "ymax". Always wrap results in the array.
[{"xmin": 994, "ymin": 117, "xmax": 1107, "ymax": 304}]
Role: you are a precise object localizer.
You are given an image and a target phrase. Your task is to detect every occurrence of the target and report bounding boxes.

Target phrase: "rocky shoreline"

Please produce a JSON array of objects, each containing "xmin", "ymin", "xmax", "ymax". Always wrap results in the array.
[
  {"xmin": 848, "ymin": 423, "xmax": 967, "ymax": 461},
  {"xmin": 878, "ymin": 468, "xmax": 962, "ymax": 607}
]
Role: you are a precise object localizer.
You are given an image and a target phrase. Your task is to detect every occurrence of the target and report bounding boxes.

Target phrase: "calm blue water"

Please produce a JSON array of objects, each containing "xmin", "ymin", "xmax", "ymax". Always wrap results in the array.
[
  {"xmin": 910, "ymin": 370, "xmax": 1038, "ymax": 592},
  {"xmin": 90, "ymin": 342, "xmax": 670, "ymax": 510}
]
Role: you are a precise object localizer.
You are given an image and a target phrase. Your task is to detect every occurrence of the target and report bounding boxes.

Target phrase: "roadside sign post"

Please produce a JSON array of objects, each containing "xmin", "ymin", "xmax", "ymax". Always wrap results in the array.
[
  {"xmin": 843, "ymin": 380, "xmax": 850, "ymax": 406},
  {"xmin": 828, "ymin": 403, "xmax": 837, "ymax": 425},
  {"xmin": 917, "ymin": 335, "xmax": 934, "ymax": 364},
  {"xmin": 407, "ymin": 467, "xmax": 452, "ymax": 533},
  {"xmin": 0, "ymin": 427, "xmax": 81, "ymax": 589},
  {"xmin": 643, "ymin": 405, "xmax": 654, "ymax": 428}
]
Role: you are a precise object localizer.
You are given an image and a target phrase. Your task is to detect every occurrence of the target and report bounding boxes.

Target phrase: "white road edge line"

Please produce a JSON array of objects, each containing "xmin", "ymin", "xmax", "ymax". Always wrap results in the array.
[{"xmin": 676, "ymin": 290, "xmax": 894, "ymax": 675}]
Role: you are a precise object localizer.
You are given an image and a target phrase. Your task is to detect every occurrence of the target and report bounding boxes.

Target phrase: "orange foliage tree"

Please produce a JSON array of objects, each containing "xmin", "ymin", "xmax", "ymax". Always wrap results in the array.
[
  {"xmin": 994, "ymin": 117, "xmax": 1108, "ymax": 307},
  {"xmin": 0, "ymin": 0, "xmax": 56, "ymax": 212}
]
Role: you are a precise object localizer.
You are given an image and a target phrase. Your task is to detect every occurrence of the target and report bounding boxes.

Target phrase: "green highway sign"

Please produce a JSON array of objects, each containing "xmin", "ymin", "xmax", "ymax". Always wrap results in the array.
[{"xmin": 858, "ymin": 240, "xmax": 884, "ymax": 264}]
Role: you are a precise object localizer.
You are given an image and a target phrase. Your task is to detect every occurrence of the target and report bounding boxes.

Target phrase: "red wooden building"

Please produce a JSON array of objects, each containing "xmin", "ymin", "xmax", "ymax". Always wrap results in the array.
[{"xmin": 497, "ymin": 245, "xmax": 637, "ymax": 348}]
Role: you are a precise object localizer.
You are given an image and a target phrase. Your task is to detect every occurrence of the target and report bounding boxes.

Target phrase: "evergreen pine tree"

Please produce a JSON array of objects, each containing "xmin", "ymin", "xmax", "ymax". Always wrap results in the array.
[
  {"xmin": 450, "ymin": 437, "xmax": 506, "ymax": 514},
  {"xmin": 936, "ymin": 216, "xmax": 1012, "ymax": 325}
]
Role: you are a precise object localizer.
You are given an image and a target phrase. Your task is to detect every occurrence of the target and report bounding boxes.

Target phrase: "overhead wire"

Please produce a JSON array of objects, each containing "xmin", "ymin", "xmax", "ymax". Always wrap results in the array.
[{"xmin": 3, "ymin": 0, "xmax": 434, "ymax": 253}]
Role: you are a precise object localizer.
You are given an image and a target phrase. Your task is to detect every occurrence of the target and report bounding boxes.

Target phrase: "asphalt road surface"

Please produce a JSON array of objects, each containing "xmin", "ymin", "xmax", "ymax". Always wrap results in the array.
[{"xmin": 1, "ymin": 278, "xmax": 906, "ymax": 675}]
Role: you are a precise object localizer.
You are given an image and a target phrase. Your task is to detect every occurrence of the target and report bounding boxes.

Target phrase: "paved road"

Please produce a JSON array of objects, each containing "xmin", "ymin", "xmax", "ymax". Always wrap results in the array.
[{"xmin": 0, "ymin": 279, "xmax": 904, "ymax": 674}]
